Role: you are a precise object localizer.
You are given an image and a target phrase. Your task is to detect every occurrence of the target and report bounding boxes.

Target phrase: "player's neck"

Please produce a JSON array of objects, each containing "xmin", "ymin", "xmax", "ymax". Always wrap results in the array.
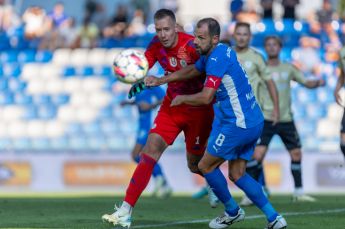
[
  {"xmin": 267, "ymin": 58, "xmax": 280, "ymax": 66},
  {"xmin": 235, "ymin": 46, "xmax": 249, "ymax": 53}
]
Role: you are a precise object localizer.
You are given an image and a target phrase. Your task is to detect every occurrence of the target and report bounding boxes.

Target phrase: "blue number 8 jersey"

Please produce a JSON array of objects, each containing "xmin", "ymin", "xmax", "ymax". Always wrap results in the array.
[{"xmin": 195, "ymin": 43, "xmax": 263, "ymax": 129}]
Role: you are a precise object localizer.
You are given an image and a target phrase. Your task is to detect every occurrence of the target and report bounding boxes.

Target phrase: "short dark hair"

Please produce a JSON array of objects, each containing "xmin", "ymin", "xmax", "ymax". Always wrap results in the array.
[
  {"xmin": 154, "ymin": 9, "xmax": 176, "ymax": 23},
  {"xmin": 264, "ymin": 35, "xmax": 283, "ymax": 47},
  {"xmin": 196, "ymin": 18, "xmax": 220, "ymax": 37},
  {"xmin": 234, "ymin": 22, "xmax": 251, "ymax": 33}
]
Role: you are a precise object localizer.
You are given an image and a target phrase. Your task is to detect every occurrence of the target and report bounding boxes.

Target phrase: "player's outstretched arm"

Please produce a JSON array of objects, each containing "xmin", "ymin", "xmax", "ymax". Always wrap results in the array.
[
  {"xmin": 303, "ymin": 78, "xmax": 325, "ymax": 89},
  {"xmin": 145, "ymin": 64, "xmax": 202, "ymax": 87},
  {"xmin": 171, "ymin": 87, "xmax": 216, "ymax": 106}
]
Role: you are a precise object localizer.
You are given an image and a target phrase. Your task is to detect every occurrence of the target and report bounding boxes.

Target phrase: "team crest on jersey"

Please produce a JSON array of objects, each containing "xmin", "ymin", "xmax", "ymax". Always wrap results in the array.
[
  {"xmin": 169, "ymin": 57, "xmax": 177, "ymax": 67},
  {"xmin": 245, "ymin": 61, "xmax": 252, "ymax": 69},
  {"xmin": 180, "ymin": 59, "xmax": 187, "ymax": 67}
]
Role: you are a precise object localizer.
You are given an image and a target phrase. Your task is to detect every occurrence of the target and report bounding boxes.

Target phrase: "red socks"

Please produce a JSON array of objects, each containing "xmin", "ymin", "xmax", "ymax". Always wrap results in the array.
[{"xmin": 124, "ymin": 153, "xmax": 157, "ymax": 206}]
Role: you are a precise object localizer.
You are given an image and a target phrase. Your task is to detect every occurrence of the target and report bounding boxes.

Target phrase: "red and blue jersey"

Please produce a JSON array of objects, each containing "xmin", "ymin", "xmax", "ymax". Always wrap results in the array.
[
  {"xmin": 145, "ymin": 32, "xmax": 205, "ymax": 99},
  {"xmin": 195, "ymin": 43, "xmax": 263, "ymax": 129}
]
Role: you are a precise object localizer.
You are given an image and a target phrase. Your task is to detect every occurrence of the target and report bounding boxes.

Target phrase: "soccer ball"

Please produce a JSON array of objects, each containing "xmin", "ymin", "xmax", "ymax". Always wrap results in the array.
[{"xmin": 113, "ymin": 49, "xmax": 149, "ymax": 84}]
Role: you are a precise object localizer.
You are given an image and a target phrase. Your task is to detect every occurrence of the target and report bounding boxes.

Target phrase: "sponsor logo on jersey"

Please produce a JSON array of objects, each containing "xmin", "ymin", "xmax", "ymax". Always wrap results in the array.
[
  {"xmin": 180, "ymin": 59, "xmax": 187, "ymax": 67},
  {"xmin": 169, "ymin": 57, "xmax": 177, "ymax": 67}
]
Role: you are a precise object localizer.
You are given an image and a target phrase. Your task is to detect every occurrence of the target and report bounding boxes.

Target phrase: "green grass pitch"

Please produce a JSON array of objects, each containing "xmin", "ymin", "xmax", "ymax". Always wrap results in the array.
[{"xmin": 0, "ymin": 195, "xmax": 344, "ymax": 228}]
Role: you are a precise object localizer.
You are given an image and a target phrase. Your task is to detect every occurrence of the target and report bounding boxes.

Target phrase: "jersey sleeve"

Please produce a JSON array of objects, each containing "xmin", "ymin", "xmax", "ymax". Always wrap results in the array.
[
  {"xmin": 195, "ymin": 56, "xmax": 206, "ymax": 73},
  {"xmin": 290, "ymin": 64, "xmax": 307, "ymax": 84},
  {"xmin": 145, "ymin": 38, "xmax": 158, "ymax": 69},
  {"xmin": 256, "ymin": 53, "xmax": 272, "ymax": 81},
  {"xmin": 204, "ymin": 50, "xmax": 227, "ymax": 90}
]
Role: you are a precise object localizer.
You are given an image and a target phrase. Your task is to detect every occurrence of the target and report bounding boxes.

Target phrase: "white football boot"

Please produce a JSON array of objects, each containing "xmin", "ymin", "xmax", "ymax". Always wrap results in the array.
[
  {"xmin": 209, "ymin": 208, "xmax": 245, "ymax": 229},
  {"xmin": 265, "ymin": 215, "xmax": 287, "ymax": 229},
  {"xmin": 102, "ymin": 205, "xmax": 132, "ymax": 228}
]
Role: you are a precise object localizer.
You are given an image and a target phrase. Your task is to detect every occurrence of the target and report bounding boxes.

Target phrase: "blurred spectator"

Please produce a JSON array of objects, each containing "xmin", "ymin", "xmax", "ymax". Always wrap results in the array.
[
  {"xmin": 236, "ymin": 0, "xmax": 261, "ymax": 24},
  {"xmin": 131, "ymin": 0, "xmax": 150, "ymax": 23},
  {"xmin": 85, "ymin": 0, "xmax": 97, "ymax": 18},
  {"xmin": 160, "ymin": 0, "xmax": 178, "ymax": 13},
  {"xmin": 59, "ymin": 17, "xmax": 78, "ymax": 48},
  {"xmin": 230, "ymin": 0, "xmax": 244, "ymax": 21},
  {"xmin": 282, "ymin": 0, "xmax": 299, "ymax": 19},
  {"xmin": 47, "ymin": 2, "xmax": 68, "ymax": 29},
  {"xmin": 292, "ymin": 36, "xmax": 322, "ymax": 76},
  {"xmin": 126, "ymin": 9, "xmax": 146, "ymax": 36},
  {"xmin": 0, "ymin": 0, "xmax": 20, "ymax": 32},
  {"xmin": 73, "ymin": 16, "xmax": 99, "ymax": 48},
  {"xmin": 103, "ymin": 4, "xmax": 128, "ymax": 39},
  {"xmin": 90, "ymin": 2, "xmax": 107, "ymax": 33},
  {"xmin": 261, "ymin": 0, "xmax": 274, "ymax": 18},
  {"xmin": 22, "ymin": 6, "xmax": 47, "ymax": 39},
  {"xmin": 317, "ymin": 0, "xmax": 336, "ymax": 26}
]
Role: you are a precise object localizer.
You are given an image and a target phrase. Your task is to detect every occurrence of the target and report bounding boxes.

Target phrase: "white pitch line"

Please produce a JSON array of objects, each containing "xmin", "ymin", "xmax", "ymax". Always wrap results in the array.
[{"xmin": 130, "ymin": 208, "xmax": 345, "ymax": 228}]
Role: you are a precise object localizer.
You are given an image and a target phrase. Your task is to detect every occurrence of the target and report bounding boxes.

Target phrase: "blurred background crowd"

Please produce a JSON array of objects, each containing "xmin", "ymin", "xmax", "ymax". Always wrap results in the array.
[{"xmin": 0, "ymin": 0, "xmax": 343, "ymax": 152}]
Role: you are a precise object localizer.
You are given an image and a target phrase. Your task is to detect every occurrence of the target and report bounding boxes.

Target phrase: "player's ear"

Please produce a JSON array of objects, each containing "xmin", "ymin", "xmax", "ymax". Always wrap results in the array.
[{"xmin": 212, "ymin": 35, "xmax": 219, "ymax": 45}]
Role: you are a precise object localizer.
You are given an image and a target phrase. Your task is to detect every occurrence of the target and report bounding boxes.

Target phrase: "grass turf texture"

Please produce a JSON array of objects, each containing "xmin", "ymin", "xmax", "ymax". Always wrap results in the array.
[{"xmin": 0, "ymin": 195, "xmax": 344, "ymax": 229}]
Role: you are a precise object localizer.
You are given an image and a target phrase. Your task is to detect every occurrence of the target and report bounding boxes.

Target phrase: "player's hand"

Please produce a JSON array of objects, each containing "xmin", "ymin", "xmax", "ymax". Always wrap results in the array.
[
  {"xmin": 334, "ymin": 89, "xmax": 343, "ymax": 106},
  {"xmin": 271, "ymin": 108, "xmax": 280, "ymax": 126},
  {"xmin": 171, "ymin": 95, "xmax": 185, "ymax": 107},
  {"xmin": 128, "ymin": 81, "xmax": 146, "ymax": 99},
  {"xmin": 144, "ymin": 75, "xmax": 163, "ymax": 87}
]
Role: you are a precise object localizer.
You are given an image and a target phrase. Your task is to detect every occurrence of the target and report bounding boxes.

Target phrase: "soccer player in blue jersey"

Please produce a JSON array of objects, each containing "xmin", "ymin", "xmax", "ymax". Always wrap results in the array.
[
  {"xmin": 145, "ymin": 18, "xmax": 287, "ymax": 229},
  {"xmin": 120, "ymin": 86, "xmax": 172, "ymax": 198}
]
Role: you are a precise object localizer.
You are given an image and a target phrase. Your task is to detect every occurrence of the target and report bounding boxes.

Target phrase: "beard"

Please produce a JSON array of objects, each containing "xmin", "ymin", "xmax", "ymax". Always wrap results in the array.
[{"xmin": 196, "ymin": 42, "xmax": 213, "ymax": 55}]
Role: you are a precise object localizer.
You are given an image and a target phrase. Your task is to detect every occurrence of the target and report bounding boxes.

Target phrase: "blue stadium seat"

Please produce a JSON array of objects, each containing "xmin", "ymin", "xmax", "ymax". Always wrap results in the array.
[
  {"xmin": 8, "ymin": 79, "xmax": 26, "ymax": 92},
  {"xmin": 0, "ymin": 92, "xmax": 14, "ymax": 105},
  {"xmin": 69, "ymin": 136, "xmax": 88, "ymax": 150},
  {"xmin": 99, "ymin": 106, "xmax": 113, "ymax": 119},
  {"xmin": 93, "ymin": 66, "xmax": 112, "ymax": 76},
  {"xmin": 0, "ymin": 79, "xmax": 8, "ymax": 90},
  {"xmin": 12, "ymin": 138, "xmax": 31, "ymax": 149},
  {"xmin": 0, "ymin": 138, "xmax": 11, "ymax": 149},
  {"xmin": 31, "ymin": 138, "xmax": 50, "ymax": 150},
  {"xmin": 50, "ymin": 137, "xmax": 69, "ymax": 149},
  {"xmin": 296, "ymin": 88, "xmax": 317, "ymax": 103},
  {"xmin": 35, "ymin": 50, "xmax": 53, "ymax": 62},
  {"xmin": 305, "ymin": 103, "xmax": 326, "ymax": 120},
  {"xmin": 32, "ymin": 95, "xmax": 51, "ymax": 105},
  {"xmin": 66, "ymin": 123, "xmax": 83, "ymax": 135},
  {"xmin": 62, "ymin": 66, "xmax": 76, "ymax": 76},
  {"xmin": 51, "ymin": 94, "xmax": 69, "ymax": 105},
  {"xmin": 75, "ymin": 66, "xmax": 94, "ymax": 76},
  {"xmin": 1, "ymin": 50, "xmax": 18, "ymax": 63},
  {"xmin": 37, "ymin": 105, "xmax": 57, "ymax": 119},
  {"xmin": 23, "ymin": 106, "xmax": 38, "ymax": 119},
  {"xmin": 18, "ymin": 50, "xmax": 36, "ymax": 63},
  {"xmin": 3, "ymin": 63, "xmax": 21, "ymax": 77},
  {"xmin": 101, "ymin": 119, "xmax": 120, "ymax": 134},
  {"xmin": 87, "ymin": 135, "xmax": 107, "ymax": 149},
  {"xmin": 83, "ymin": 121, "xmax": 102, "ymax": 135},
  {"xmin": 14, "ymin": 94, "xmax": 33, "ymax": 105}
]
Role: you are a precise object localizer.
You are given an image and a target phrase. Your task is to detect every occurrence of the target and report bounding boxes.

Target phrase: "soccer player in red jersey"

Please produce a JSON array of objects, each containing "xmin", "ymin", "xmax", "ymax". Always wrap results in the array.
[{"xmin": 102, "ymin": 9, "xmax": 215, "ymax": 228}]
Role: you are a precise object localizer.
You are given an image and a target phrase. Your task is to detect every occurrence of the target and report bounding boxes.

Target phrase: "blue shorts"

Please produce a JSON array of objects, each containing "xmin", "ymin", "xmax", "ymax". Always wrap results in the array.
[
  {"xmin": 207, "ymin": 121, "xmax": 264, "ymax": 161},
  {"xmin": 136, "ymin": 128, "xmax": 149, "ymax": 145}
]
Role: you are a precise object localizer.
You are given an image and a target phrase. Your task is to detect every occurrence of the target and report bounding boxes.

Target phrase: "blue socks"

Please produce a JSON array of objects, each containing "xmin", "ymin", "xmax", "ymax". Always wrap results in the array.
[
  {"xmin": 134, "ymin": 155, "xmax": 165, "ymax": 178},
  {"xmin": 204, "ymin": 168, "xmax": 239, "ymax": 216},
  {"xmin": 235, "ymin": 173, "xmax": 278, "ymax": 222}
]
